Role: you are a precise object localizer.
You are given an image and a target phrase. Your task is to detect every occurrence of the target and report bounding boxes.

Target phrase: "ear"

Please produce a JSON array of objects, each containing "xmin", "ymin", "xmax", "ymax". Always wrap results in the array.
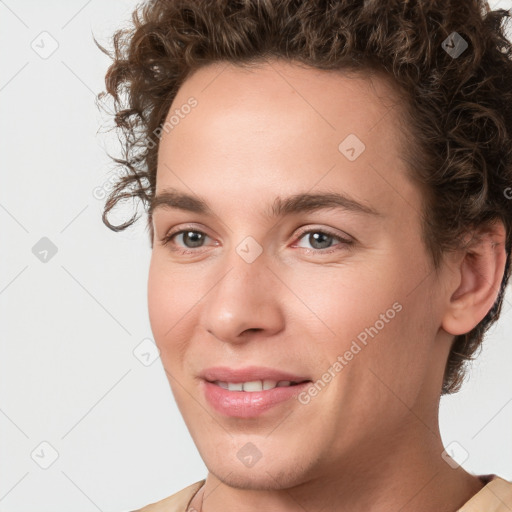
[{"xmin": 442, "ymin": 219, "xmax": 508, "ymax": 336}]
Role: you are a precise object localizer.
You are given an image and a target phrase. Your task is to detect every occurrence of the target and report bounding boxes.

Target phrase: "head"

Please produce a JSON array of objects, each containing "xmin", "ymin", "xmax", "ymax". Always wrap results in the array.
[{"xmin": 97, "ymin": 0, "xmax": 512, "ymax": 488}]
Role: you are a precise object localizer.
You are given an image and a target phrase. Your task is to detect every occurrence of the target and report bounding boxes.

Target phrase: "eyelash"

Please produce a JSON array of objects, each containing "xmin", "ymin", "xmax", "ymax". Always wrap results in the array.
[{"xmin": 160, "ymin": 226, "xmax": 353, "ymax": 255}]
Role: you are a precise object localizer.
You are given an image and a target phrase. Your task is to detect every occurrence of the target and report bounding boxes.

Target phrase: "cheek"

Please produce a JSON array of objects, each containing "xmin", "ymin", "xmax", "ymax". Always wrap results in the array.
[
  {"xmin": 285, "ymin": 263, "xmax": 398, "ymax": 344},
  {"xmin": 147, "ymin": 257, "xmax": 195, "ymax": 352},
  {"xmin": 291, "ymin": 256, "xmax": 432, "ymax": 387},
  {"xmin": 341, "ymin": 281, "xmax": 435, "ymax": 413},
  {"xmin": 147, "ymin": 258, "xmax": 170, "ymax": 338}
]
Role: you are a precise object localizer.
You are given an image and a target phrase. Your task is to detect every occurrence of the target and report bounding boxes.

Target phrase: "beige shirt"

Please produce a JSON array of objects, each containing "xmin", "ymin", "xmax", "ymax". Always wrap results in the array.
[{"xmin": 132, "ymin": 474, "xmax": 512, "ymax": 512}]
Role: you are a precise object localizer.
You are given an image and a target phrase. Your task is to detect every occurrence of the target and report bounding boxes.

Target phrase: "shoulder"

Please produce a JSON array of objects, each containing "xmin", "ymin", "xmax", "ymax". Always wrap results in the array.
[
  {"xmin": 458, "ymin": 474, "xmax": 512, "ymax": 511},
  {"xmin": 130, "ymin": 480, "xmax": 206, "ymax": 512}
]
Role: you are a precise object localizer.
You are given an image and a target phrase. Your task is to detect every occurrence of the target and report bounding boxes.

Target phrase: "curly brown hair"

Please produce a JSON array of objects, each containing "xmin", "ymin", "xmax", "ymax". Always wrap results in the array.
[{"xmin": 96, "ymin": 0, "xmax": 512, "ymax": 395}]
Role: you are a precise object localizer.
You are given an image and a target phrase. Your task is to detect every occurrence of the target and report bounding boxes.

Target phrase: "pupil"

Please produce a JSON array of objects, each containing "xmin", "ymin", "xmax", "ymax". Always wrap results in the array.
[{"xmin": 310, "ymin": 232, "xmax": 332, "ymax": 249}]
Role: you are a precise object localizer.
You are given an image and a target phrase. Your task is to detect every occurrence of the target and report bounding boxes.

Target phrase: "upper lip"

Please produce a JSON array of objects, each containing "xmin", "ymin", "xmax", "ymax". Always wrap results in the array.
[{"xmin": 200, "ymin": 366, "xmax": 311, "ymax": 383}]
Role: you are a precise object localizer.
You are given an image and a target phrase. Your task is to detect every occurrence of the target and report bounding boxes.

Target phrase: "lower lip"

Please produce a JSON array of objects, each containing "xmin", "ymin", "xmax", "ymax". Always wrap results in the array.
[{"xmin": 202, "ymin": 380, "xmax": 312, "ymax": 418}]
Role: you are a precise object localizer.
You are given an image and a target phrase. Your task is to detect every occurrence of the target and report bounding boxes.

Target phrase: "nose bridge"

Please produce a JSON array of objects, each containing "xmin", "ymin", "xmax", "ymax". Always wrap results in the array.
[{"xmin": 200, "ymin": 244, "xmax": 284, "ymax": 342}]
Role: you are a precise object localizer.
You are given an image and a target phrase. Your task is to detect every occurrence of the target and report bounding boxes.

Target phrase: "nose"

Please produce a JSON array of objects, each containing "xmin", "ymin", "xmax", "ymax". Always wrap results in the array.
[{"xmin": 200, "ymin": 252, "xmax": 285, "ymax": 344}]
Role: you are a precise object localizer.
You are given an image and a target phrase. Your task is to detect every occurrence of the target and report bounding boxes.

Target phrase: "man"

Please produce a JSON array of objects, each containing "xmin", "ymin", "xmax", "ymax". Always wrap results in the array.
[{"xmin": 97, "ymin": 1, "xmax": 512, "ymax": 510}]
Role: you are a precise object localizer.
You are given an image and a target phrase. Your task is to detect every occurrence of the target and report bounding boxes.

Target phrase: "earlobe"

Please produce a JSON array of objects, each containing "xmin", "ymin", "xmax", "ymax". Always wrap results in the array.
[{"xmin": 442, "ymin": 220, "xmax": 507, "ymax": 336}]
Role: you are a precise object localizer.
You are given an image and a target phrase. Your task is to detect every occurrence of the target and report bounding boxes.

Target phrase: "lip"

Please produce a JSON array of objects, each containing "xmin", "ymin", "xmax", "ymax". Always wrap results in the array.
[
  {"xmin": 199, "ymin": 365, "xmax": 311, "ymax": 384},
  {"xmin": 202, "ymin": 380, "xmax": 312, "ymax": 418}
]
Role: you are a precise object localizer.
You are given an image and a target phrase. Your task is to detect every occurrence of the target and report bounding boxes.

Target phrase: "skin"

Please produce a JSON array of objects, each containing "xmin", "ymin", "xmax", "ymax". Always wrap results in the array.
[{"xmin": 146, "ymin": 59, "xmax": 507, "ymax": 512}]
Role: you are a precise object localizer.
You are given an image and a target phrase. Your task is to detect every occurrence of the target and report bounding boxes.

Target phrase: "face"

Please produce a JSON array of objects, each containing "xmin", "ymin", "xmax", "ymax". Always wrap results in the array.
[{"xmin": 147, "ymin": 59, "xmax": 452, "ymax": 489}]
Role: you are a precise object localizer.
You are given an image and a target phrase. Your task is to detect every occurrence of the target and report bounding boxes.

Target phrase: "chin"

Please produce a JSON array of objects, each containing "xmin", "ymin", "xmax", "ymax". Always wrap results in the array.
[
  {"xmin": 212, "ymin": 469, "xmax": 296, "ymax": 491},
  {"xmin": 203, "ymin": 453, "xmax": 314, "ymax": 491}
]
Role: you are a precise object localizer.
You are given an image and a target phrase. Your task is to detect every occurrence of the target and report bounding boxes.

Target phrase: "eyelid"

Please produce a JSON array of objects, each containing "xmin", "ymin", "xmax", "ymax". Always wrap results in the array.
[
  {"xmin": 161, "ymin": 222, "xmax": 212, "ymax": 237},
  {"xmin": 292, "ymin": 225, "xmax": 353, "ymax": 244}
]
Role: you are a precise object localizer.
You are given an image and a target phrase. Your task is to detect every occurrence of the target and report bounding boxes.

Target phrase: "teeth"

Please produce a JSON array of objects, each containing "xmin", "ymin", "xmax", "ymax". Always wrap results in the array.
[
  {"xmin": 263, "ymin": 379, "xmax": 277, "ymax": 390},
  {"xmin": 241, "ymin": 380, "xmax": 264, "ymax": 392},
  {"xmin": 214, "ymin": 380, "xmax": 298, "ymax": 392}
]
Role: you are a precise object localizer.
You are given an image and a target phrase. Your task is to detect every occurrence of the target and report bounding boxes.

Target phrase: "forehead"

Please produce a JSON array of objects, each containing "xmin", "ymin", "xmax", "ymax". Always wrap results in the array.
[
  {"xmin": 167, "ymin": 58, "xmax": 401, "ymax": 138},
  {"xmin": 155, "ymin": 59, "xmax": 419, "ymax": 222}
]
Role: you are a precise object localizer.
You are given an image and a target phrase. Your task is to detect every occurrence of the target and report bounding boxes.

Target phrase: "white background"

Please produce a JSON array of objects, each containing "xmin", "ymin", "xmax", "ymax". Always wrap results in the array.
[{"xmin": 1, "ymin": 1, "xmax": 511, "ymax": 510}]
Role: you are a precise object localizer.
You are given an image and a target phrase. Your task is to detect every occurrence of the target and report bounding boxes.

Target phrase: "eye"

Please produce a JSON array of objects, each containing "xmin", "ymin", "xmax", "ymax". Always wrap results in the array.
[
  {"xmin": 159, "ymin": 226, "xmax": 352, "ymax": 255},
  {"xmin": 293, "ymin": 228, "xmax": 352, "ymax": 253},
  {"xmin": 161, "ymin": 228, "xmax": 213, "ymax": 251}
]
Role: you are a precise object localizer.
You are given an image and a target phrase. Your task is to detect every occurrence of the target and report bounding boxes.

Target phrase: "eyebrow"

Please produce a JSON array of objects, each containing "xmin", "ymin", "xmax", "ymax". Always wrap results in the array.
[{"xmin": 149, "ymin": 188, "xmax": 382, "ymax": 218}]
